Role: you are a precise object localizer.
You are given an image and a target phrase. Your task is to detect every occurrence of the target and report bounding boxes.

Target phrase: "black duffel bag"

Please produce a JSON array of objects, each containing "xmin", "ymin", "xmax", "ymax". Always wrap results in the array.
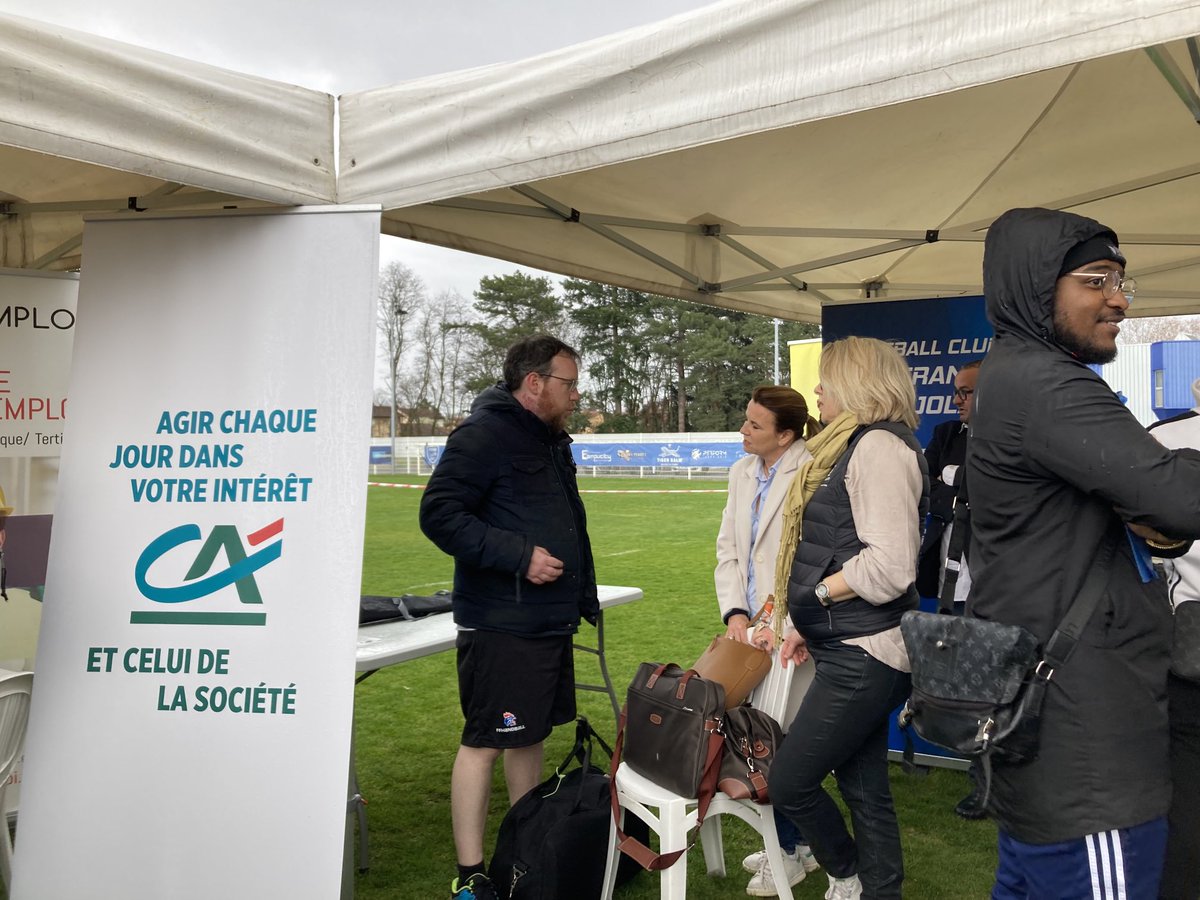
[{"xmin": 489, "ymin": 717, "xmax": 647, "ymax": 899}]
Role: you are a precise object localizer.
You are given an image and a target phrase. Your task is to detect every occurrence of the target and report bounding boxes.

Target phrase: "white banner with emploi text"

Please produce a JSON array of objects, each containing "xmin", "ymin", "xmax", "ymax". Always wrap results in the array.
[
  {"xmin": 0, "ymin": 268, "xmax": 77, "ymax": 821},
  {"xmin": 12, "ymin": 207, "xmax": 380, "ymax": 899}
]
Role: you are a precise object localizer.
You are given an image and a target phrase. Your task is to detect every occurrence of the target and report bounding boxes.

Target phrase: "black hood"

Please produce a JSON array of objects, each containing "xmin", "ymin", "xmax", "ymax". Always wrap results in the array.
[
  {"xmin": 470, "ymin": 382, "xmax": 565, "ymax": 442},
  {"xmin": 982, "ymin": 208, "xmax": 1120, "ymax": 348},
  {"xmin": 471, "ymin": 382, "xmax": 522, "ymax": 414}
]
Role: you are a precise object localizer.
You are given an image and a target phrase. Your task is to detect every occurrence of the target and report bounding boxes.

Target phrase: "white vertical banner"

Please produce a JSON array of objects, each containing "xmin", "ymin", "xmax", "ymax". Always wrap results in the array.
[
  {"xmin": 0, "ymin": 268, "xmax": 77, "ymax": 811},
  {"xmin": 12, "ymin": 207, "xmax": 380, "ymax": 899}
]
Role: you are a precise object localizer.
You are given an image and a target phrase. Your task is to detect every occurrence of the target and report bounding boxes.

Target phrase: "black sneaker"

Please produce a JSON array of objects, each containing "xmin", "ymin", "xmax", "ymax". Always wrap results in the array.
[
  {"xmin": 954, "ymin": 789, "xmax": 988, "ymax": 820},
  {"xmin": 450, "ymin": 872, "xmax": 499, "ymax": 900}
]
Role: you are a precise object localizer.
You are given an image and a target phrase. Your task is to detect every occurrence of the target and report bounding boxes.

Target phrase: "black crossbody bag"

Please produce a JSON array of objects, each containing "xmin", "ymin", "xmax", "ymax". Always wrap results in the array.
[{"xmin": 899, "ymin": 508, "xmax": 1116, "ymax": 803}]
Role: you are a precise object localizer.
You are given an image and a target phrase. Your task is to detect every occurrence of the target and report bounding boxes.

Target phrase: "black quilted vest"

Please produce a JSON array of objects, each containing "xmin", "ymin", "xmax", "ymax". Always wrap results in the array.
[{"xmin": 787, "ymin": 421, "xmax": 929, "ymax": 644}]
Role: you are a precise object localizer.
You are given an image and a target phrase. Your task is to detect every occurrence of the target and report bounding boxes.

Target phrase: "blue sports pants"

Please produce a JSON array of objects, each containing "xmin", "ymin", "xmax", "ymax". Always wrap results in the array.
[{"xmin": 992, "ymin": 818, "xmax": 1168, "ymax": 900}]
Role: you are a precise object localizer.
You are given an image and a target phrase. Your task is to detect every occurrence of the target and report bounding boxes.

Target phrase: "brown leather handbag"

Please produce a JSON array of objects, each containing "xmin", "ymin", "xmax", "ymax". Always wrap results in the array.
[{"xmin": 691, "ymin": 635, "xmax": 771, "ymax": 709}]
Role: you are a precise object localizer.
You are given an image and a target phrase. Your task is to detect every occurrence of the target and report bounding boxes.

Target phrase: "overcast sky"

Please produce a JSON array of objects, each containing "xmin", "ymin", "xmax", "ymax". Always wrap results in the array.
[{"xmin": 0, "ymin": 0, "xmax": 717, "ymax": 300}]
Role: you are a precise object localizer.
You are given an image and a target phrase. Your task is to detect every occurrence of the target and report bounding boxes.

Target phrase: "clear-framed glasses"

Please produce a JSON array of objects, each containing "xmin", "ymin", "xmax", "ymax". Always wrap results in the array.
[
  {"xmin": 539, "ymin": 372, "xmax": 579, "ymax": 391},
  {"xmin": 953, "ymin": 387, "xmax": 975, "ymax": 401},
  {"xmin": 1063, "ymin": 269, "xmax": 1137, "ymax": 301}
]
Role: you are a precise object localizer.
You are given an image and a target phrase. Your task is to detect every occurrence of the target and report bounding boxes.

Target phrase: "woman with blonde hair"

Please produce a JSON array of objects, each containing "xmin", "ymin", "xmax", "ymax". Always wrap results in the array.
[
  {"xmin": 768, "ymin": 337, "xmax": 927, "ymax": 900},
  {"xmin": 714, "ymin": 384, "xmax": 821, "ymax": 895}
]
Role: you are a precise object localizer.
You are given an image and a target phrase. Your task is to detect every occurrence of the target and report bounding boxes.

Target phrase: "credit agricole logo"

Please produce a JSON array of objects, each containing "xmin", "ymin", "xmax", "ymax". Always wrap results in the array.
[
  {"xmin": 132, "ymin": 518, "xmax": 285, "ymax": 626},
  {"xmin": 118, "ymin": 406, "xmax": 316, "ymax": 627}
]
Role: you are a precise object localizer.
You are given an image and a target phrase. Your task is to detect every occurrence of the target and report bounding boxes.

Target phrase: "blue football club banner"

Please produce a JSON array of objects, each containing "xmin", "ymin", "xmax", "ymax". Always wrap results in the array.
[
  {"xmin": 822, "ymin": 296, "xmax": 993, "ymax": 446},
  {"xmin": 424, "ymin": 441, "xmax": 747, "ymax": 470},
  {"xmin": 573, "ymin": 442, "xmax": 745, "ymax": 468}
]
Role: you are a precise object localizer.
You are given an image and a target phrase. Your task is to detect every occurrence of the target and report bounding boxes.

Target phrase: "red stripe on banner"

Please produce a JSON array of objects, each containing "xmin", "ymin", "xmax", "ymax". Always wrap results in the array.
[
  {"xmin": 366, "ymin": 482, "xmax": 726, "ymax": 494},
  {"xmin": 247, "ymin": 517, "xmax": 284, "ymax": 545}
]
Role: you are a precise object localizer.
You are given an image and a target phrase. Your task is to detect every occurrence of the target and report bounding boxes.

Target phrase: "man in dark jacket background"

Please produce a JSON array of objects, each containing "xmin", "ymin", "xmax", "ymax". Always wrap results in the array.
[
  {"xmin": 968, "ymin": 208, "xmax": 1200, "ymax": 898},
  {"xmin": 917, "ymin": 358, "xmax": 987, "ymax": 822},
  {"xmin": 419, "ymin": 334, "xmax": 597, "ymax": 900},
  {"xmin": 915, "ymin": 358, "xmax": 980, "ymax": 606}
]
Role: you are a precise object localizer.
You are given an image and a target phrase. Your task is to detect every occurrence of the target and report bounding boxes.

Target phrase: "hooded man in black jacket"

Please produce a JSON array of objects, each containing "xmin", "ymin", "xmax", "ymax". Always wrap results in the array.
[
  {"xmin": 968, "ymin": 208, "xmax": 1200, "ymax": 899},
  {"xmin": 420, "ymin": 334, "xmax": 596, "ymax": 900}
]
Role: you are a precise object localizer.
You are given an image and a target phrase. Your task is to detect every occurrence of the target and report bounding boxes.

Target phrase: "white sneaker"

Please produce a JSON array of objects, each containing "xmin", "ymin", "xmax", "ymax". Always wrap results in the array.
[
  {"xmin": 742, "ymin": 844, "xmax": 819, "ymax": 874},
  {"xmin": 745, "ymin": 846, "xmax": 811, "ymax": 896},
  {"xmin": 824, "ymin": 873, "xmax": 863, "ymax": 900}
]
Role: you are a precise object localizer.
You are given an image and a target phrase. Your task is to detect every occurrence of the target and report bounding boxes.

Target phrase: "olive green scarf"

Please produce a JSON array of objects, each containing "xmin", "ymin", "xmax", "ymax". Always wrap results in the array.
[{"xmin": 768, "ymin": 410, "xmax": 859, "ymax": 641}]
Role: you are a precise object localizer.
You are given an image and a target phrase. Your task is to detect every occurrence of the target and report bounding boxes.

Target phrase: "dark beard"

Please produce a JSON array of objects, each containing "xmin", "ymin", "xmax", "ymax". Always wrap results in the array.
[{"xmin": 1052, "ymin": 312, "xmax": 1119, "ymax": 365}]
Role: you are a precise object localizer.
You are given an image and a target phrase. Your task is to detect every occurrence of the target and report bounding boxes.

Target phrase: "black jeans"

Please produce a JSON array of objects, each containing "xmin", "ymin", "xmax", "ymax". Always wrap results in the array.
[
  {"xmin": 770, "ymin": 642, "xmax": 911, "ymax": 900},
  {"xmin": 1162, "ymin": 672, "xmax": 1200, "ymax": 900}
]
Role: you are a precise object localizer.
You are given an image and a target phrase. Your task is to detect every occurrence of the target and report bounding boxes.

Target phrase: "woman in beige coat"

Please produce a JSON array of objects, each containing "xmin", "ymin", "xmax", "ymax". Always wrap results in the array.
[{"xmin": 714, "ymin": 384, "xmax": 820, "ymax": 897}]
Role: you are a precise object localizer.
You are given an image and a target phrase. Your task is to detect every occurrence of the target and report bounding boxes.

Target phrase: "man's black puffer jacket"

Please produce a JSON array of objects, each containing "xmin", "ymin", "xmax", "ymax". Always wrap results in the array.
[{"xmin": 419, "ymin": 384, "xmax": 597, "ymax": 637}]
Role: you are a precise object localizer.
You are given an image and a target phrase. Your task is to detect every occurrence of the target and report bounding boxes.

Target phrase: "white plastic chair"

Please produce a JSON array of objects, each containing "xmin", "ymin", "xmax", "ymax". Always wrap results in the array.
[
  {"xmin": 0, "ymin": 670, "xmax": 33, "ymax": 894},
  {"xmin": 602, "ymin": 655, "xmax": 815, "ymax": 899}
]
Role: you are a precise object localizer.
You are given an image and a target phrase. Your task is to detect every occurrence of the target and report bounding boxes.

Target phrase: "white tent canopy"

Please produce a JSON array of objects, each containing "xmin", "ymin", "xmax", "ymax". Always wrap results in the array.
[
  {"xmin": 338, "ymin": 0, "xmax": 1200, "ymax": 323},
  {"xmin": 0, "ymin": 12, "xmax": 335, "ymax": 272},
  {"xmin": 3, "ymin": 2, "xmax": 1199, "ymax": 322}
]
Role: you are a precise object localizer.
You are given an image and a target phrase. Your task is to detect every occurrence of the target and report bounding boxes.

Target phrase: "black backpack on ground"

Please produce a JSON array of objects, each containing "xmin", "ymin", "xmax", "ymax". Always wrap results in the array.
[{"xmin": 489, "ymin": 717, "xmax": 647, "ymax": 899}]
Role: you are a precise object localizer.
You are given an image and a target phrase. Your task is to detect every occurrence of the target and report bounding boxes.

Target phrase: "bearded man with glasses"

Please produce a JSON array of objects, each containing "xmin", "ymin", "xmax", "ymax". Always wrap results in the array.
[
  {"xmin": 966, "ymin": 208, "xmax": 1200, "ymax": 899},
  {"xmin": 421, "ymin": 334, "xmax": 596, "ymax": 900}
]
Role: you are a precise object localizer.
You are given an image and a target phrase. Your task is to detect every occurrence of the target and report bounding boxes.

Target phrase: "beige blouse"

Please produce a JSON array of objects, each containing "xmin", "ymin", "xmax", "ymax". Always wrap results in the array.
[{"xmin": 835, "ymin": 428, "xmax": 924, "ymax": 672}]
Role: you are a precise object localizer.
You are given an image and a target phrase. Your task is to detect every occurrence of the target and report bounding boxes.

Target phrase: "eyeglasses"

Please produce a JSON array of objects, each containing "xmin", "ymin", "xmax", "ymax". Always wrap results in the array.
[
  {"xmin": 953, "ymin": 387, "xmax": 975, "ymax": 401},
  {"xmin": 1063, "ymin": 269, "xmax": 1137, "ymax": 301},
  {"xmin": 539, "ymin": 372, "xmax": 579, "ymax": 391}
]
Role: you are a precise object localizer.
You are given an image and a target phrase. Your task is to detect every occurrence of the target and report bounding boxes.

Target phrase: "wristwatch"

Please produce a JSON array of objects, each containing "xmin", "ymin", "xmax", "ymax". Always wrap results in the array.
[{"xmin": 815, "ymin": 582, "xmax": 833, "ymax": 608}]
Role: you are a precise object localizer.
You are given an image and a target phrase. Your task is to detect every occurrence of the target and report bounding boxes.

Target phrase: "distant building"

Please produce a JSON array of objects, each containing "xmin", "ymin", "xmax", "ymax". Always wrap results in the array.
[
  {"xmin": 371, "ymin": 404, "xmax": 448, "ymax": 436},
  {"xmin": 1151, "ymin": 340, "xmax": 1200, "ymax": 420},
  {"xmin": 370, "ymin": 405, "xmax": 392, "ymax": 438},
  {"xmin": 1096, "ymin": 344, "xmax": 1154, "ymax": 426},
  {"xmin": 1093, "ymin": 339, "xmax": 1200, "ymax": 426}
]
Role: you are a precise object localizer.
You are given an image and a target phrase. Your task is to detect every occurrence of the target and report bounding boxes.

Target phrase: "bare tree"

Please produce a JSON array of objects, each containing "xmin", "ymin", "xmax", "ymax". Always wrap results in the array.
[
  {"xmin": 426, "ymin": 290, "xmax": 476, "ymax": 427},
  {"xmin": 377, "ymin": 261, "xmax": 426, "ymax": 441},
  {"xmin": 387, "ymin": 288, "xmax": 479, "ymax": 435},
  {"xmin": 405, "ymin": 297, "xmax": 441, "ymax": 430},
  {"xmin": 1118, "ymin": 314, "xmax": 1200, "ymax": 345}
]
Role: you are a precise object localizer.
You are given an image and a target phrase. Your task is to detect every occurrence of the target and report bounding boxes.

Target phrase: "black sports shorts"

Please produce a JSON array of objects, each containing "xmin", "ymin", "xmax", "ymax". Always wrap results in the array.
[{"xmin": 456, "ymin": 629, "xmax": 575, "ymax": 748}]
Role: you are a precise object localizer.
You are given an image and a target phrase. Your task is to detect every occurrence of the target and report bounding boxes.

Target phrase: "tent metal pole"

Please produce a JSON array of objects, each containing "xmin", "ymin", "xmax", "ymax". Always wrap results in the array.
[{"xmin": 1144, "ymin": 43, "xmax": 1200, "ymax": 122}]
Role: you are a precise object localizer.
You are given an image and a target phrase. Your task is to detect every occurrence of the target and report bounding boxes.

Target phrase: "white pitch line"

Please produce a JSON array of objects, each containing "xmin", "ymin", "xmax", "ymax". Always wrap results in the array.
[{"xmin": 579, "ymin": 489, "xmax": 727, "ymax": 494}]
